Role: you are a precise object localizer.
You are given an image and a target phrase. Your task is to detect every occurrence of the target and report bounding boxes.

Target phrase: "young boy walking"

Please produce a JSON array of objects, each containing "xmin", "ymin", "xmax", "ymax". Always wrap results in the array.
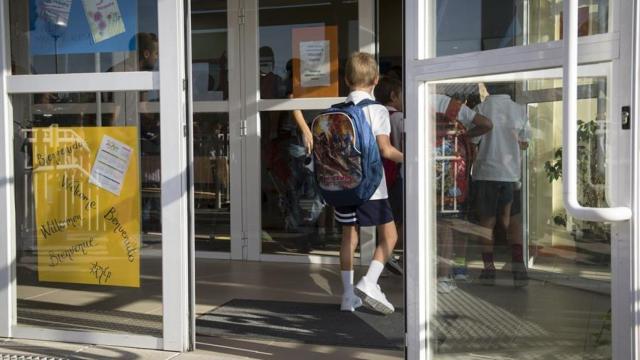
[{"xmin": 337, "ymin": 53, "xmax": 403, "ymax": 314}]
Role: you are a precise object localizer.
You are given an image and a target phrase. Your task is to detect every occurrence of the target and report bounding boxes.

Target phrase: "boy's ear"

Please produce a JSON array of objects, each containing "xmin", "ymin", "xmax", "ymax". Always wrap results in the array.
[{"xmin": 372, "ymin": 75, "xmax": 379, "ymax": 86}]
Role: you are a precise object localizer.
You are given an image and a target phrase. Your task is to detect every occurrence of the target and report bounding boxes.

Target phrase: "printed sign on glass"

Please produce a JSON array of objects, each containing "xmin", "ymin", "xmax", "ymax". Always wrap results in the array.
[
  {"xmin": 32, "ymin": 126, "xmax": 141, "ymax": 287},
  {"xmin": 30, "ymin": 0, "xmax": 137, "ymax": 55},
  {"xmin": 299, "ymin": 40, "xmax": 331, "ymax": 88},
  {"xmin": 81, "ymin": 0, "xmax": 126, "ymax": 43}
]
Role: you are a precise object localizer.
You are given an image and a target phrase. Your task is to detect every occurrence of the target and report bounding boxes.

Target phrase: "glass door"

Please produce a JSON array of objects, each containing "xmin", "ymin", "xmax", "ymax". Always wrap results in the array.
[
  {"xmin": 188, "ymin": 0, "xmax": 235, "ymax": 259},
  {"xmin": 0, "ymin": 0, "xmax": 190, "ymax": 351},
  {"xmin": 242, "ymin": 0, "xmax": 381, "ymax": 263},
  {"xmin": 405, "ymin": 0, "xmax": 635, "ymax": 359}
]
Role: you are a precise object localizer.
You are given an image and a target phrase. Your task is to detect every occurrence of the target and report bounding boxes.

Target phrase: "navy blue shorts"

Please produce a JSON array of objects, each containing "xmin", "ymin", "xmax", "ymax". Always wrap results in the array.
[
  {"xmin": 388, "ymin": 179, "xmax": 404, "ymax": 223},
  {"xmin": 473, "ymin": 180, "xmax": 516, "ymax": 218},
  {"xmin": 334, "ymin": 199, "xmax": 394, "ymax": 226}
]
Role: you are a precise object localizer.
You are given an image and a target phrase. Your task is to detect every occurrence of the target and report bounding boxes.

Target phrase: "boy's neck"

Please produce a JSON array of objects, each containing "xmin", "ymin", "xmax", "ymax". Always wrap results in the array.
[{"xmin": 351, "ymin": 86, "xmax": 375, "ymax": 94}]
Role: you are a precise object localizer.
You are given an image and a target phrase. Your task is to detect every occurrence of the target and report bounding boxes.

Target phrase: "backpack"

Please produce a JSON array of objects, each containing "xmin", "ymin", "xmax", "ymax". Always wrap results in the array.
[
  {"xmin": 383, "ymin": 110, "xmax": 401, "ymax": 188},
  {"xmin": 311, "ymin": 99, "xmax": 383, "ymax": 207},
  {"xmin": 435, "ymin": 99, "xmax": 474, "ymax": 210}
]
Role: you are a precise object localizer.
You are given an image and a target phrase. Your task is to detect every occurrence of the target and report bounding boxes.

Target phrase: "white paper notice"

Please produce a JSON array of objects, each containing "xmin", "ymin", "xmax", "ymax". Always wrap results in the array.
[
  {"xmin": 81, "ymin": 0, "xmax": 126, "ymax": 43},
  {"xmin": 39, "ymin": 0, "xmax": 73, "ymax": 27},
  {"xmin": 90, "ymin": 135, "xmax": 132, "ymax": 196},
  {"xmin": 299, "ymin": 40, "xmax": 331, "ymax": 88}
]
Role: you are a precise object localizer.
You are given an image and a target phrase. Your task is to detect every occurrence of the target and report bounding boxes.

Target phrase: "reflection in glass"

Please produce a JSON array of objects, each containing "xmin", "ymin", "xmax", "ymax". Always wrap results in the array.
[
  {"xmin": 260, "ymin": 110, "xmax": 342, "ymax": 255},
  {"xmin": 191, "ymin": 1, "xmax": 228, "ymax": 101},
  {"xmin": 9, "ymin": 0, "xmax": 159, "ymax": 74},
  {"xmin": 258, "ymin": 0, "xmax": 358, "ymax": 99},
  {"xmin": 193, "ymin": 113, "xmax": 230, "ymax": 252},
  {"xmin": 13, "ymin": 91, "xmax": 162, "ymax": 336},
  {"xmin": 436, "ymin": 0, "xmax": 609, "ymax": 56},
  {"xmin": 378, "ymin": 0, "xmax": 404, "ymax": 78},
  {"xmin": 429, "ymin": 77, "xmax": 611, "ymax": 359}
]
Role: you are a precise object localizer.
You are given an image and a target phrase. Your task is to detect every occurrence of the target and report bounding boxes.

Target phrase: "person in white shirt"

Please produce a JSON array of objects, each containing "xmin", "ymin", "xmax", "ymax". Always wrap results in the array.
[
  {"xmin": 335, "ymin": 53, "xmax": 403, "ymax": 315},
  {"xmin": 432, "ymin": 94, "xmax": 492, "ymax": 293},
  {"xmin": 472, "ymin": 82, "xmax": 530, "ymax": 286},
  {"xmin": 374, "ymin": 76, "xmax": 405, "ymax": 277}
]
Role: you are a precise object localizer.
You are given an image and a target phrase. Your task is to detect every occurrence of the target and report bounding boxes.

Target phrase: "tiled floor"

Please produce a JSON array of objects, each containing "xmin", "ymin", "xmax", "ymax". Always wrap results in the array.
[
  {"xmin": 11, "ymin": 254, "xmax": 612, "ymax": 359},
  {"xmin": 0, "ymin": 337, "xmax": 402, "ymax": 359}
]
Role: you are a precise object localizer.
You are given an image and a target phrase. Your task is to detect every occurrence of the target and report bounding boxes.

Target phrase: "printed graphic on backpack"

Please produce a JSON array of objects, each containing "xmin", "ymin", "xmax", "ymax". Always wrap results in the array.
[
  {"xmin": 311, "ymin": 100, "xmax": 382, "ymax": 207},
  {"xmin": 312, "ymin": 112, "xmax": 362, "ymax": 190},
  {"xmin": 434, "ymin": 99, "xmax": 474, "ymax": 211}
]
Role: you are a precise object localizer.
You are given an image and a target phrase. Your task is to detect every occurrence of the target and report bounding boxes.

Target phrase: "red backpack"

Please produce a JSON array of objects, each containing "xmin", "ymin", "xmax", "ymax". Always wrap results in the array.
[{"xmin": 435, "ymin": 99, "xmax": 475, "ymax": 210}]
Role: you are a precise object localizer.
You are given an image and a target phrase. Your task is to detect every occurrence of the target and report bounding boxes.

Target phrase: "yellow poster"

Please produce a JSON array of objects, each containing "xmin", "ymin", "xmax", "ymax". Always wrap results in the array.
[{"xmin": 32, "ymin": 125, "xmax": 141, "ymax": 287}]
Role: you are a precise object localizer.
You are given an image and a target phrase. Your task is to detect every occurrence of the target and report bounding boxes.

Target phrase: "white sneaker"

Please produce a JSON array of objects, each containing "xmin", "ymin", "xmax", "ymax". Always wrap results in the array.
[
  {"xmin": 437, "ymin": 277, "xmax": 458, "ymax": 294},
  {"xmin": 340, "ymin": 293, "xmax": 363, "ymax": 312},
  {"xmin": 355, "ymin": 277, "xmax": 395, "ymax": 315}
]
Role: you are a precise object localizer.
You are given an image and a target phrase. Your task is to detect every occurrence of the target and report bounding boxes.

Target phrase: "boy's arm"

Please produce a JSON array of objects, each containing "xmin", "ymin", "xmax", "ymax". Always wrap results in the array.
[
  {"xmin": 292, "ymin": 109, "xmax": 313, "ymax": 155},
  {"xmin": 466, "ymin": 113, "xmax": 492, "ymax": 138},
  {"xmin": 289, "ymin": 93, "xmax": 313, "ymax": 155},
  {"xmin": 377, "ymin": 134, "xmax": 403, "ymax": 163}
]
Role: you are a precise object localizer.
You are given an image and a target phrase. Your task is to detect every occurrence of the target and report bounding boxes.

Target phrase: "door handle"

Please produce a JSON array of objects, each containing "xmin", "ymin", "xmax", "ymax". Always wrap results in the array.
[{"xmin": 562, "ymin": 0, "xmax": 632, "ymax": 222}]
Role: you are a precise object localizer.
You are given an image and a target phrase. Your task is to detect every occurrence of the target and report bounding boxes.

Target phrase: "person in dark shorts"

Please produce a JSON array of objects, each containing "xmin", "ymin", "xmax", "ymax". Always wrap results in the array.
[
  {"xmin": 472, "ymin": 82, "xmax": 530, "ymax": 286},
  {"xmin": 508, "ymin": 188, "xmax": 528, "ymax": 286},
  {"xmin": 336, "ymin": 53, "xmax": 403, "ymax": 315}
]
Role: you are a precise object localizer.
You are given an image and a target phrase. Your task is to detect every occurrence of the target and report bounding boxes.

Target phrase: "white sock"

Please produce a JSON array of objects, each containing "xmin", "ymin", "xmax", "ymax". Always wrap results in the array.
[
  {"xmin": 341, "ymin": 270, "xmax": 354, "ymax": 296},
  {"xmin": 365, "ymin": 260, "xmax": 385, "ymax": 284}
]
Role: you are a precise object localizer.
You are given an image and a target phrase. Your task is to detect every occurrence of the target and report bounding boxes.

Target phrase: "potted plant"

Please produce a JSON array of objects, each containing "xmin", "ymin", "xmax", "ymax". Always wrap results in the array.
[{"xmin": 543, "ymin": 119, "xmax": 611, "ymax": 266}]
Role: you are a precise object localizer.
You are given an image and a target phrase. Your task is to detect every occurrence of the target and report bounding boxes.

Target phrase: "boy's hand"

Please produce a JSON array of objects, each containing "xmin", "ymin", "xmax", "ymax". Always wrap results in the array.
[{"xmin": 302, "ymin": 129, "xmax": 314, "ymax": 155}]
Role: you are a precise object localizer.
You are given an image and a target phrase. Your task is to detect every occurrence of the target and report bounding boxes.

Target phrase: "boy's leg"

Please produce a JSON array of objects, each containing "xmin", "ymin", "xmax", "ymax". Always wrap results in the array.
[
  {"xmin": 474, "ymin": 181, "xmax": 500, "ymax": 283},
  {"xmin": 352, "ymin": 199, "xmax": 396, "ymax": 315},
  {"xmin": 437, "ymin": 218, "xmax": 457, "ymax": 293},
  {"xmin": 509, "ymin": 189, "xmax": 528, "ymax": 287},
  {"xmin": 452, "ymin": 231, "xmax": 469, "ymax": 280},
  {"xmin": 373, "ymin": 220, "xmax": 398, "ymax": 264},
  {"xmin": 340, "ymin": 224, "xmax": 358, "ymax": 271},
  {"xmin": 362, "ymin": 220, "xmax": 398, "ymax": 285},
  {"xmin": 478, "ymin": 215, "xmax": 497, "ymax": 270},
  {"xmin": 509, "ymin": 215, "xmax": 524, "ymax": 265},
  {"xmin": 355, "ymin": 220, "xmax": 397, "ymax": 315},
  {"xmin": 384, "ymin": 221, "xmax": 403, "ymax": 275},
  {"xmin": 437, "ymin": 219, "xmax": 454, "ymax": 278},
  {"xmin": 335, "ymin": 208, "xmax": 362, "ymax": 312},
  {"xmin": 384, "ymin": 180, "xmax": 404, "ymax": 276}
]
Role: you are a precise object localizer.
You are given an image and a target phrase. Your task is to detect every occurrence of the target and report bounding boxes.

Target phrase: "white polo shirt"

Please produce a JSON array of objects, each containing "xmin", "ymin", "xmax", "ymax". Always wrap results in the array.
[
  {"xmin": 472, "ymin": 94, "xmax": 530, "ymax": 182},
  {"xmin": 346, "ymin": 90, "xmax": 391, "ymax": 200}
]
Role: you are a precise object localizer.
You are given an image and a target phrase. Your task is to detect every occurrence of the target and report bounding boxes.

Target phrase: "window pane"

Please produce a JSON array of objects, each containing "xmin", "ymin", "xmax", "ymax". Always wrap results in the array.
[
  {"xmin": 427, "ymin": 75, "xmax": 611, "ymax": 358},
  {"xmin": 191, "ymin": 1, "xmax": 228, "ymax": 101},
  {"xmin": 435, "ymin": 0, "xmax": 608, "ymax": 57},
  {"xmin": 258, "ymin": 0, "xmax": 359, "ymax": 99},
  {"xmin": 9, "ymin": 0, "xmax": 159, "ymax": 74},
  {"xmin": 193, "ymin": 113, "xmax": 230, "ymax": 252},
  {"xmin": 14, "ymin": 91, "xmax": 162, "ymax": 336}
]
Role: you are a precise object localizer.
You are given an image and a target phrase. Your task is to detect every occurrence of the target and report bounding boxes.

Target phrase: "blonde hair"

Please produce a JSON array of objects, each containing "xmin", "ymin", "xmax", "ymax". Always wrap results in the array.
[{"xmin": 345, "ymin": 52, "xmax": 379, "ymax": 88}]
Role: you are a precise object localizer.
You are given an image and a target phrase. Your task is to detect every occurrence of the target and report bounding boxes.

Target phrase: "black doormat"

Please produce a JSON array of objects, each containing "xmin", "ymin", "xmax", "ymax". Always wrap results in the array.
[{"xmin": 196, "ymin": 299, "xmax": 404, "ymax": 349}]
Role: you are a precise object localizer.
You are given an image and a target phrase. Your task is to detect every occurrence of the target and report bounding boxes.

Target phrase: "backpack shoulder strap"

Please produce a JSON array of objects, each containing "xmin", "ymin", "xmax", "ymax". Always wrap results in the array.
[
  {"xmin": 331, "ymin": 101, "xmax": 354, "ymax": 109},
  {"xmin": 444, "ymin": 98, "xmax": 464, "ymax": 121},
  {"xmin": 356, "ymin": 99, "xmax": 381, "ymax": 108}
]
